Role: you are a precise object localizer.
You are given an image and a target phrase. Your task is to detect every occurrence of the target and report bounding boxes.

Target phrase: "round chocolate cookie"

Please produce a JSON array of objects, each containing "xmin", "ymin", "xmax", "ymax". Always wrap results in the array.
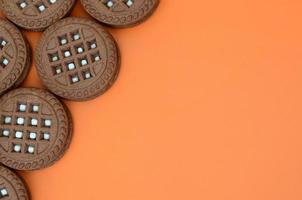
[
  {"xmin": 0, "ymin": 88, "xmax": 73, "ymax": 171},
  {"xmin": 0, "ymin": 19, "xmax": 31, "ymax": 96},
  {"xmin": 80, "ymin": 0, "xmax": 159, "ymax": 28},
  {"xmin": 0, "ymin": 0, "xmax": 76, "ymax": 31},
  {"xmin": 0, "ymin": 165, "xmax": 30, "ymax": 199},
  {"xmin": 35, "ymin": 17, "xmax": 120, "ymax": 101}
]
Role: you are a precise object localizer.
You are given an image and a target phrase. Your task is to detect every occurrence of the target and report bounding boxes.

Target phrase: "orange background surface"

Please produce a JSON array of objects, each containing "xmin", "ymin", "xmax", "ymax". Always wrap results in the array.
[{"xmin": 2, "ymin": 0, "xmax": 302, "ymax": 199}]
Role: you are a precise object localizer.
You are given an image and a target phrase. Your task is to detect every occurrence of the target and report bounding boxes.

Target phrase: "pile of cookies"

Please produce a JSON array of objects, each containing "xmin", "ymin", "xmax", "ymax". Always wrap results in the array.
[{"xmin": 0, "ymin": 0, "xmax": 159, "ymax": 199}]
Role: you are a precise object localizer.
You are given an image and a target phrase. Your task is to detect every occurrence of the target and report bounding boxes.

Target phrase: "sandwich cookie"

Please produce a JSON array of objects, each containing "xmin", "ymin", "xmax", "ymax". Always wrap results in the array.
[
  {"xmin": 0, "ymin": 165, "xmax": 30, "ymax": 199},
  {"xmin": 0, "ymin": 19, "xmax": 31, "ymax": 96},
  {"xmin": 35, "ymin": 17, "xmax": 120, "ymax": 101},
  {"xmin": 0, "ymin": 88, "xmax": 72, "ymax": 170},
  {"xmin": 0, "ymin": 0, "xmax": 76, "ymax": 31},
  {"xmin": 80, "ymin": 0, "xmax": 159, "ymax": 28}
]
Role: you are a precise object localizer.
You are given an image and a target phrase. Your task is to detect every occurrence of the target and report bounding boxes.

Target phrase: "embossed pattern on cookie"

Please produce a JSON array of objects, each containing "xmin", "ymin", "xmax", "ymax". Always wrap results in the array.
[
  {"xmin": 0, "ymin": 88, "xmax": 72, "ymax": 170},
  {"xmin": 80, "ymin": 0, "xmax": 159, "ymax": 28},
  {"xmin": 0, "ymin": 165, "xmax": 30, "ymax": 199},
  {"xmin": 0, "ymin": 19, "xmax": 31, "ymax": 96},
  {"xmin": 35, "ymin": 17, "xmax": 120, "ymax": 101},
  {"xmin": 0, "ymin": 0, "xmax": 76, "ymax": 31}
]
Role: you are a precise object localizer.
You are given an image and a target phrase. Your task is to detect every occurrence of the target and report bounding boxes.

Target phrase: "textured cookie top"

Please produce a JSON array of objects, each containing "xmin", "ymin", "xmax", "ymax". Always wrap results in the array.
[
  {"xmin": 0, "ymin": 165, "xmax": 29, "ymax": 199},
  {"xmin": 0, "ymin": 19, "xmax": 30, "ymax": 95},
  {"xmin": 0, "ymin": 0, "xmax": 75, "ymax": 31},
  {"xmin": 80, "ymin": 0, "xmax": 159, "ymax": 27},
  {"xmin": 35, "ymin": 17, "xmax": 120, "ymax": 101},
  {"xmin": 0, "ymin": 88, "xmax": 72, "ymax": 170}
]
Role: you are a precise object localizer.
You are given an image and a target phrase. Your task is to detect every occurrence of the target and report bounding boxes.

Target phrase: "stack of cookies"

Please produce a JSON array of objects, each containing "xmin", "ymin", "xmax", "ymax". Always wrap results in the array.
[{"xmin": 0, "ymin": 0, "xmax": 159, "ymax": 199}]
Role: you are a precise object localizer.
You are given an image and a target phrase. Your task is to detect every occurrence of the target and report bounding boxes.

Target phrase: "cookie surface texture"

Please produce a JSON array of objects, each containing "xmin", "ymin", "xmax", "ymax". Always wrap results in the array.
[
  {"xmin": 80, "ymin": 0, "xmax": 159, "ymax": 27},
  {"xmin": 35, "ymin": 17, "xmax": 120, "ymax": 101},
  {"xmin": 0, "ymin": 0, "xmax": 75, "ymax": 31},
  {"xmin": 0, "ymin": 165, "xmax": 30, "ymax": 200},
  {"xmin": 0, "ymin": 88, "xmax": 72, "ymax": 170},
  {"xmin": 0, "ymin": 19, "xmax": 31, "ymax": 96}
]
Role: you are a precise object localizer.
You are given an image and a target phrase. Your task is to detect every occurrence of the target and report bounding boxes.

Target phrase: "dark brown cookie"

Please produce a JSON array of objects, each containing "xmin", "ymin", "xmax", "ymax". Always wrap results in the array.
[
  {"xmin": 0, "ymin": 165, "xmax": 30, "ymax": 199},
  {"xmin": 0, "ymin": 88, "xmax": 73, "ymax": 171},
  {"xmin": 35, "ymin": 17, "xmax": 120, "ymax": 101},
  {"xmin": 0, "ymin": 19, "xmax": 31, "ymax": 96},
  {"xmin": 0, "ymin": 0, "xmax": 76, "ymax": 31},
  {"xmin": 80, "ymin": 0, "xmax": 159, "ymax": 28}
]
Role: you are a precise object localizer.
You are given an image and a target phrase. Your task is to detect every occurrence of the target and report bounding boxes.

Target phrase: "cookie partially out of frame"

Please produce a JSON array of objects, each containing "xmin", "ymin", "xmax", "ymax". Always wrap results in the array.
[
  {"xmin": 0, "ymin": 0, "xmax": 76, "ymax": 31},
  {"xmin": 0, "ymin": 165, "xmax": 30, "ymax": 200},
  {"xmin": 80, "ymin": 0, "xmax": 159, "ymax": 28},
  {"xmin": 0, "ymin": 88, "xmax": 73, "ymax": 171},
  {"xmin": 35, "ymin": 17, "xmax": 120, "ymax": 101},
  {"xmin": 0, "ymin": 19, "xmax": 31, "ymax": 96}
]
